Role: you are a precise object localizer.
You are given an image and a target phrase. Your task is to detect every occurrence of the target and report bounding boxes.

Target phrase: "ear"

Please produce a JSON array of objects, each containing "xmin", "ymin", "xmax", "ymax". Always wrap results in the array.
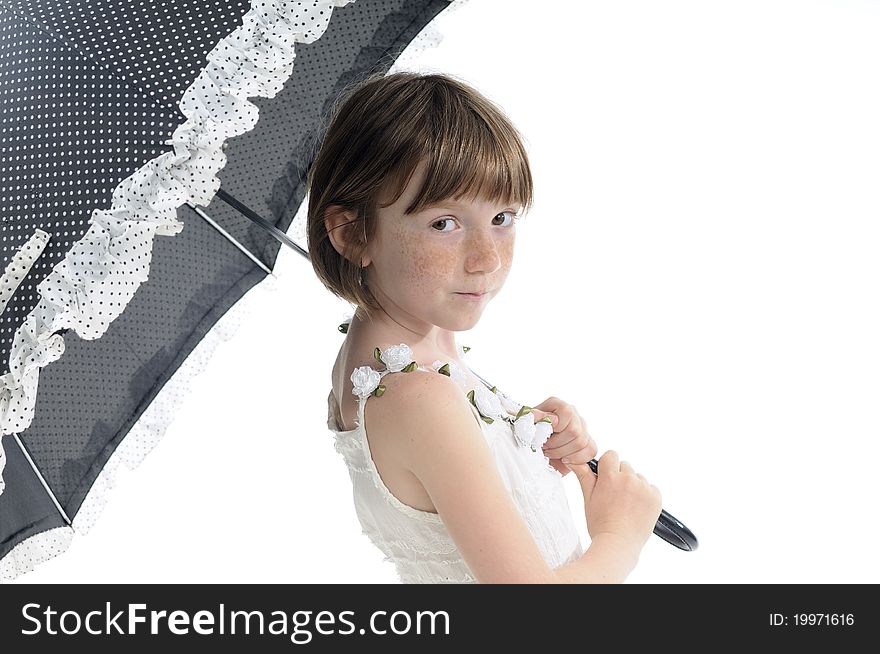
[{"xmin": 324, "ymin": 205, "xmax": 371, "ymax": 267}]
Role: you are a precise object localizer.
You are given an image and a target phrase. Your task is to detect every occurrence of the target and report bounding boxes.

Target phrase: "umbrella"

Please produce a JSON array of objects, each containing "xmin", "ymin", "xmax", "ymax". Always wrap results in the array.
[{"xmin": 0, "ymin": 0, "xmax": 464, "ymax": 581}]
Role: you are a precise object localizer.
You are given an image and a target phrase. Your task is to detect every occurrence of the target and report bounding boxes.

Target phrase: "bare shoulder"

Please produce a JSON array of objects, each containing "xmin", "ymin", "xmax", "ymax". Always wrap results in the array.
[
  {"xmin": 365, "ymin": 370, "xmax": 558, "ymax": 583},
  {"xmin": 362, "ymin": 368, "xmax": 477, "ymax": 467}
]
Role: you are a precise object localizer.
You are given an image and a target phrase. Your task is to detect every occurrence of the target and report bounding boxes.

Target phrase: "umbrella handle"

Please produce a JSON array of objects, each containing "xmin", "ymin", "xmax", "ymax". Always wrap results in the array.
[{"xmin": 586, "ymin": 458, "xmax": 699, "ymax": 552}]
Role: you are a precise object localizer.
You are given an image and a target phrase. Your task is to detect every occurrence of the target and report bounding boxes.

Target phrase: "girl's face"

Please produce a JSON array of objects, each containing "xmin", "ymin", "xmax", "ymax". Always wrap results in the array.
[{"xmin": 363, "ymin": 159, "xmax": 520, "ymax": 334}]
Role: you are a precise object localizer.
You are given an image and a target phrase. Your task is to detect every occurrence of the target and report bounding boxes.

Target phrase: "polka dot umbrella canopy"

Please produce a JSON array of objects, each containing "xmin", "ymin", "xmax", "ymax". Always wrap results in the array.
[{"xmin": 0, "ymin": 0, "xmax": 460, "ymax": 581}]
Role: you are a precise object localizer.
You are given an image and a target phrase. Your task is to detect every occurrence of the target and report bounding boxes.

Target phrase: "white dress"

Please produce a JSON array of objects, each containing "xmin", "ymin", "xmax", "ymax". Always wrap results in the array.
[{"xmin": 327, "ymin": 336, "xmax": 584, "ymax": 583}]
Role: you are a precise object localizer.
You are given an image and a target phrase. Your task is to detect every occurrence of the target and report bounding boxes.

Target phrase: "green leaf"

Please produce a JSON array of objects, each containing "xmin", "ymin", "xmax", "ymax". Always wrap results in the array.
[
  {"xmin": 438, "ymin": 363, "xmax": 451, "ymax": 376},
  {"xmin": 402, "ymin": 361, "xmax": 418, "ymax": 373},
  {"xmin": 530, "ymin": 446, "xmax": 536, "ymax": 453},
  {"xmin": 338, "ymin": 322, "xmax": 349, "ymax": 334},
  {"xmin": 490, "ymin": 386, "xmax": 497, "ymax": 394},
  {"xmin": 515, "ymin": 405, "xmax": 532, "ymax": 419},
  {"xmin": 480, "ymin": 415, "xmax": 494, "ymax": 424},
  {"xmin": 372, "ymin": 384, "xmax": 386, "ymax": 397},
  {"xmin": 373, "ymin": 347, "xmax": 383, "ymax": 364},
  {"xmin": 462, "ymin": 345, "xmax": 471, "ymax": 353},
  {"xmin": 467, "ymin": 389, "xmax": 475, "ymax": 403},
  {"xmin": 538, "ymin": 416, "xmax": 553, "ymax": 424}
]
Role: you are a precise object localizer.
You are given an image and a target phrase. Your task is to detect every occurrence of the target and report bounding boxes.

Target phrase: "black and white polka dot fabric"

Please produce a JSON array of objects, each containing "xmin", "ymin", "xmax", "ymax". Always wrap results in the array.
[{"xmin": 0, "ymin": 0, "xmax": 456, "ymax": 580}]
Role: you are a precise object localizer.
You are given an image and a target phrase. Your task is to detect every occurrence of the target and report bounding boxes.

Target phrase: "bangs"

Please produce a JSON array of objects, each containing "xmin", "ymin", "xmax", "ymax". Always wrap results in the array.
[{"xmin": 376, "ymin": 90, "xmax": 534, "ymax": 217}]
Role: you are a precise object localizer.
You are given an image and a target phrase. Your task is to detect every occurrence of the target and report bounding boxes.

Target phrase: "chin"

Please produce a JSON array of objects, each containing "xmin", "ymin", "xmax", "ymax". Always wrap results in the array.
[{"xmin": 439, "ymin": 310, "xmax": 484, "ymax": 332}]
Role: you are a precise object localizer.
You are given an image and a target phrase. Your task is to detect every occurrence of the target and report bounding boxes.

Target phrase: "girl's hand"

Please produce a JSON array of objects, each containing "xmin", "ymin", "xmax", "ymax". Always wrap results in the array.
[{"xmin": 529, "ymin": 397, "xmax": 597, "ymax": 477}]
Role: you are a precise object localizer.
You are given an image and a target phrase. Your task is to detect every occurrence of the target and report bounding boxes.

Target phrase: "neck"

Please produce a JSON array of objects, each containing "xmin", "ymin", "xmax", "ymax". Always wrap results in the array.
[{"xmin": 352, "ymin": 306, "xmax": 460, "ymax": 363}]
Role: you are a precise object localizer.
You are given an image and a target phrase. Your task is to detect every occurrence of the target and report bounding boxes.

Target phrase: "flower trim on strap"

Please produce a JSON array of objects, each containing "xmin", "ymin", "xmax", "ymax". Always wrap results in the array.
[
  {"xmin": 467, "ymin": 384, "xmax": 554, "ymax": 452},
  {"xmin": 341, "ymin": 320, "xmax": 553, "ymax": 454}
]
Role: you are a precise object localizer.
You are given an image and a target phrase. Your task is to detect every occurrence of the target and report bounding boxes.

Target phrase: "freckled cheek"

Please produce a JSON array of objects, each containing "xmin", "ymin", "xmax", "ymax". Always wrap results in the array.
[
  {"xmin": 413, "ymin": 251, "xmax": 456, "ymax": 293},
  {"xmin": 396, "ymin": 236, "xmax": 453, "ymax": 294},
  {"xmin": 498, "ymin": 237, "xmax": 515, "ymax": 271}
]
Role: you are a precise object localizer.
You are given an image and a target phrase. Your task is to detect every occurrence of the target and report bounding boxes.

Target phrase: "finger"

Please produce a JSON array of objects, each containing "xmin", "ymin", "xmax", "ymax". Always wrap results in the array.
[
  {"xmin": 599, "ymin": 449, "xmax": 619, "ymax": 473},
  {"xmin": 558, "ymin": 449, "xmax": 595, "ymax": 466},
  {"xmin": 530, "ymin": 408, "xmax": 560, "ymax": 431},
  {"xmin": 531, "ymin": 405, "xmax": 570, "ymax": 433},
  {"xmin": 541, "ymin": 414, "xmax": 591, "ymax": 454},
  {"xmin": 586, "ymin": 434, "xmax": 598, "ymax": 458},
  {"xmin": 545, "ymin": 412, "xmax": 562, "ymax": 432},
  {"xmin": 548, "ymin": 458, "xmax": 571, "ymax": 477},
  {"xmin": 541, "ymin": 431, "xmax": 578, "ymax": 455},
  {"xmin": 550, "ymin": 439, "xmax": 592, "ymax": 462},
  {"xmin": 533, "ymin": 397, "xmax": 565, "ymax": 414},
  {"xmin": 544, "ymin": 432, "xmax": 596, "ymax": 460},
  {"xmin": 565, "ymin": 461, "xmax": 597, "ymax": 498}
]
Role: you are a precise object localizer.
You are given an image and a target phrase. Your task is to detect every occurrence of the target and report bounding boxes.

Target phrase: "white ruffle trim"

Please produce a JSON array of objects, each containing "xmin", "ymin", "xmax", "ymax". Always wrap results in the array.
[
  {"xmin": 0, "ymin": 525, "xmax": 75, "ymax": 583},
  {"xmin": 0, "ymin": 228, "xmax": 51, "ymax": 495},
  {"xmin": 0, "ymin": 0, "xmax": 356, "ymax": 491},
  {"xmin": 0, "ymin": 0, "xmax": 471, "ymax": 580},
  {"xmin": 0, "ymin": 272, "xmax": 279, "ymax": 582}
]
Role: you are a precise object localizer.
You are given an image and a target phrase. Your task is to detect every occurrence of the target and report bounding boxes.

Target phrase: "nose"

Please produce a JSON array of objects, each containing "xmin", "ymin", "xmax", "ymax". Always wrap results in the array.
[{"xmin": 464, "ymin": 227, "xmax": 501, "ymax": 274}]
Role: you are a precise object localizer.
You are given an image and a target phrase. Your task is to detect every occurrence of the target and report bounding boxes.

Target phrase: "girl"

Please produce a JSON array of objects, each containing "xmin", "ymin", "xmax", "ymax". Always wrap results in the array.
[{"xmin": 309, "ymin": 71, "xmax": 662, "ymax": 583}]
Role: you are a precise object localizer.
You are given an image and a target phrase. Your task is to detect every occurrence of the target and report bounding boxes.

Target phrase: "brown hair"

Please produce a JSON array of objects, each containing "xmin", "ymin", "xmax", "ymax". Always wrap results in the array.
[{"xmin": 306, "ymin": 70, "xmax": 534, "ymax": 319}]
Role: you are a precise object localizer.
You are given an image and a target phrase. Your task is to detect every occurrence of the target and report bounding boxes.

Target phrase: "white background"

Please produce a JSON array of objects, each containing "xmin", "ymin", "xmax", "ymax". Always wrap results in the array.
[{"xmin": 9, "ymin": 0, "xmax": 880, "ymax": 584}]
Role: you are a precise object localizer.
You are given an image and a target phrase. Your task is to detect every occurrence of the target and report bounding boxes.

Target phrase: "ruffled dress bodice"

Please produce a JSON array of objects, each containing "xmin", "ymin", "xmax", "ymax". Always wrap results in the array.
[{"xmin": 327, "ymin": 322, "xmax": 583, "ymax": 583}]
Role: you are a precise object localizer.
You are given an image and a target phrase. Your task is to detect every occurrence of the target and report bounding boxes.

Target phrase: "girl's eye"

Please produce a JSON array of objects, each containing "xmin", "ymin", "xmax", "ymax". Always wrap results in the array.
[
  {"xmin": 431, "ymin": 217, "xmax": 456, "ymax": 232},
  {"xmin": 431, "ymin": 212, "xmax": 518, "ymax": 232},
  {"xmin": 492, "ymin": 211, "xmax": 518, "ymax": 227}
]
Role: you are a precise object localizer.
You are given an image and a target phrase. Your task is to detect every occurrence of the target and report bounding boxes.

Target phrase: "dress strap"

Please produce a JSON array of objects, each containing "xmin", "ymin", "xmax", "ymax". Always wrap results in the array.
[
  {"xmin": 348, "ymin": 343, "xmax": 486, "ymax": 430},
  {"xmin": 342, "ymin": 341, "xmax": 554, "ymax": 464}
]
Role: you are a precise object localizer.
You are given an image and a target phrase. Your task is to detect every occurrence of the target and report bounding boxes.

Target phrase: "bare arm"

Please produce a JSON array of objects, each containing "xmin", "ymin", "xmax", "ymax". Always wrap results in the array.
[
  {"xmin": 366, "ymin": 372, "xmax": 639, "ymax": 583},
  {"xmin": 553, "ymin": 533, "xmax": 640, "ymax": 583}
]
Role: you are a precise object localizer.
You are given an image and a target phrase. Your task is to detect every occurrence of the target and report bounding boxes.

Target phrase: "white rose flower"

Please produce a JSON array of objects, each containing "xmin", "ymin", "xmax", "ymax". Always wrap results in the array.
[
  {"xmin": 512, "ymin": 412, "xmax": 537, "ymax": 448},
  {"xmin": 497, "ymin": 390, "xmax": 523, "ymax": 416},
  {"xmin": 512, "ymin": 412, "xmax": 553, "ymax": 450},
  {"xmin": 381, "ymin": 343, "xmax": 414, "ymax": 372},
  {"xmin": 531, "ymin": 420, "xmax": 553, "ymax": 449},
  {"xmin": 449, "ymin": 362, "xmax": 469, "ymax": 387},
  {"xmin": 432, "ymin": 359, "xmax": 468, "ymax": 387},
  {"xmin": 350, "ymin": 366, "xmax": 381, "ymax": 398},
  {"xmin": 473, "ymin": 383, "xmax": 504, "ymax": 420}
]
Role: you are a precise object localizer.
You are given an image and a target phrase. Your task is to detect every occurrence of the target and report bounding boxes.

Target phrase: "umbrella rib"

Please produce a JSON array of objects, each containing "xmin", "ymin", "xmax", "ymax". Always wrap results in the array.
[
  {"xmin": 186, "ymin": 201, "xmax": 276, "ymax": 276},
  {"xmin": 215, "ymin": 187, "xmax": 310, "ymax": 260},
  {"xmin": 12, "ymin": 434, "xmax": 75, "ymax": 531}
]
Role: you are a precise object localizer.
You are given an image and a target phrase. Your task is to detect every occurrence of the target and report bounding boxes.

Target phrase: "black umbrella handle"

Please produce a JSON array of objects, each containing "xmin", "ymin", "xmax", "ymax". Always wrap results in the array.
[{"xmin": 586, "ymin": 459, "xmax": 698, "ymax": 552}]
